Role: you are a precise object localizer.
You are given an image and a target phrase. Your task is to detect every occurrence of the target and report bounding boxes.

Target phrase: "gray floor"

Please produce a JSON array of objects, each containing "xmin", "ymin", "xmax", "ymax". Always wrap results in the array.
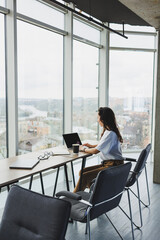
[
  {"xmin": 66, "ymin": 155, "xmax": 160, "ymax": 240},
  {"xmin": 0, "ymin": 153, "xmax": 160, "ymax": 240}
]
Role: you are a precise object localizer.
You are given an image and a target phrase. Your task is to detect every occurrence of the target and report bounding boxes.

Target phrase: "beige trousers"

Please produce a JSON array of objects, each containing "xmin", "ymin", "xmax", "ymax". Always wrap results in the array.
[{"xmin": 73, "ymin": 160, "xmax": 124, "ymax": 193}]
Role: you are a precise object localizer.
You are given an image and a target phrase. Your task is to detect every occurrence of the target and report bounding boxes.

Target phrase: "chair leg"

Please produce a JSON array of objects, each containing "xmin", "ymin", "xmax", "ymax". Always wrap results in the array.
[
  {"xmin": 136, "ymin": 179, "xmax": 143, "ymax": 228},
  {"xmin": 127, "ymin": 189, "xmax": 135, "ymax": 240},
  {"xmin": 144, "ymin": 165, "xmax": 150, "ymax": 206},
  {"xmin": 85, "ymin": 223, "xmax": 88, "ymax": 235},
  {"xmin": 118, "ymin": 205, "xmax": 139, "ymax": 229},
  {"xmin": 129, "ymin": 166, "xmax": 150, "ymax": 208},
  {"xmin": 105, "ymin": 213, "xmax": 123, "ymax": 239},
  {"xmin": 129, "ymin": 188, "xmax": 147, "ymax": 207},
  {"xmin": 119, "ymin": 178, "xmax": 144, "ymax": 229},
  {"xmin": 119, "ymin": 186, "xmax": 142, "ymax": 229},
  {"xmin": 87, "ymin": 212, "xmax": 91, "ymax": 240}
]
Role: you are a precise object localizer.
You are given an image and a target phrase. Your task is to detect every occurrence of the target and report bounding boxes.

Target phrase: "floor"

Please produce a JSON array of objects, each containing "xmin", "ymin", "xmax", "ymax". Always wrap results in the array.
[{"xmin": 0, "ymin": 152, "xmax": 160, "ymax": 240}]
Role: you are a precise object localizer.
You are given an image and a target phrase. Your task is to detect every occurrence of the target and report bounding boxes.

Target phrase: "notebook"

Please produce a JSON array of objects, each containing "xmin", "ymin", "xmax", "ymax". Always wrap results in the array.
[
  {"xmin": 52, "ymin": 148, "xmax": 70, "ymax": 155},
  {"xmin": 9, "ymin": 158, "xmax": 39, "ymax": 170},
  {"xmin": 63, "ymin": 132, "xmax": 82, "ymax": 149}
]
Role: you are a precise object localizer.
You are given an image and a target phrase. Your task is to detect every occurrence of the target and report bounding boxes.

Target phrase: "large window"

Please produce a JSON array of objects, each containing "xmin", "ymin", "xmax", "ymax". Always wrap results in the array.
[
  {"xmin": 109, "ymin": 24, "xmax": 155, "ymax": 151},
  {"xmin": 17, "ymin": 0, "xmax": 64, "ymax": 30},
  {"xmin": 73, "ymin": 40, "xmax": 99, "ymax": 141},
  {"xmin": 109, "ymin": 50, "xmax": 154, "ymax": 150},
  {"xmin": 0, "ymin": 0, "xmax": 5, "ymax": 7},
  {"xmin": 73, "ymin": 19, "xmax": 100, "ymax": 44},
  {"xmin": 17, "ymin": 20, "xmax": 63, "ymax": 154},
  {"xmin": 0, "ymin": 14, "xmax": 7, "ymax": 159},
  {"xmin": 110, "ymin": 32, "xmax": 155, "ymax": 49}
]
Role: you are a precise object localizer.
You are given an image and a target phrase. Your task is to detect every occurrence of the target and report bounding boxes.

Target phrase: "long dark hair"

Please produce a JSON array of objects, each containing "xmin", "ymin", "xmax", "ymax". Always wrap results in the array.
[{"xmin": 98, "ymin": 107, "xmax": 123, "ymax": 143}]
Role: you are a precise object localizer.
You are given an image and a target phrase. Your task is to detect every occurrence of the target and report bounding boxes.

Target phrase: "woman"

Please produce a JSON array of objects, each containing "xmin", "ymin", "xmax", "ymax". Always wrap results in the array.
[{"xmin": 73, "ymin": 107, "xmax": 124, "ymax": 193}]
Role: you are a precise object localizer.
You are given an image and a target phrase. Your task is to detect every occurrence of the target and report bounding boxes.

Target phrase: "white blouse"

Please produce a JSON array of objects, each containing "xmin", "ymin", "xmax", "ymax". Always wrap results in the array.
[{"xmin": 95, "ymin": 130, "xmax": 123, "ymax": 161}]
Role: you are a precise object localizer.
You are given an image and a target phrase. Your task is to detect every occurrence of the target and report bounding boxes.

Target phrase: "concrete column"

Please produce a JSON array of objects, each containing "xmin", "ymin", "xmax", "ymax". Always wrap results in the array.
[{"xmin": 153, "ymin": 31, "xmax": 160, "ymax": 183}]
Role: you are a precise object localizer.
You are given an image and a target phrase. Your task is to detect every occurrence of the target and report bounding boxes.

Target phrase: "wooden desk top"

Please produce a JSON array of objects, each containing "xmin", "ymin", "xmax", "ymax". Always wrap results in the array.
[{"xmin": 0, "ymin": 147, "xmax": 91, "ymax": 187}]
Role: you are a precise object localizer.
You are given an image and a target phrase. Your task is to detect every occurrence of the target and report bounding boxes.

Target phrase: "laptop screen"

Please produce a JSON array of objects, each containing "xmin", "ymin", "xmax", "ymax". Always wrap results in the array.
[{"xmin": 63, "ymin": 133, "xmax": 82, "ymax": 148}]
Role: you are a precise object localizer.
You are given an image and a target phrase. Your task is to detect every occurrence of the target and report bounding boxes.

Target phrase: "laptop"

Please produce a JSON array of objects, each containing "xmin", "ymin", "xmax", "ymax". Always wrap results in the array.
[
  {"xmin": 10, "ymin": 158, "xmax": 39, "ymax": 170},
  {"xmin": 63, "ymin": 132, "xmax": 82, "ymax": 149}
]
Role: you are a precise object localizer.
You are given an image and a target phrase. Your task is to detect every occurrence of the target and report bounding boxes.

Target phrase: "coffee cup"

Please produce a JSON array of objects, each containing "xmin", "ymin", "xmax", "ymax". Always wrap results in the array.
[{"xmin": 72, "ymin": 144, "xmax": 79, "ymax": 154}]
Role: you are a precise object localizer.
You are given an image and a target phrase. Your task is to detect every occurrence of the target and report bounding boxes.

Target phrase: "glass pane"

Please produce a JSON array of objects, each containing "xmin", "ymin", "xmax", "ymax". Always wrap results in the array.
[
  {"xmin": 73, "ymin": 19, "xmax": 100, "ymax": 44},
  {"xmin": 110, "ymin": 23, "xmax": 156, "ymax": 32},
  {"xmin": 73, "ymin": 40, "xmax": 99, "ymax": 141},
  {"xmin": 109, "ymin": 50, "xmax": 154, "ymax": 150},
  {"xmin": 17, "ymin": 20, "xmax": 63, "ymax": 154},
  {"xmin": 17, "ymin": 0, "xmax": 64, "ymax": 29},
  {"xmin": 0, "ymin": 0, "xmax": 5, "ymax": 7},
  {"xmin": 0, "ymin": 14, "xmax": 7, "ymax": 159},
  {"xmin": 110, "ymin": 33, "xmax": 155, "ymax": 49}
]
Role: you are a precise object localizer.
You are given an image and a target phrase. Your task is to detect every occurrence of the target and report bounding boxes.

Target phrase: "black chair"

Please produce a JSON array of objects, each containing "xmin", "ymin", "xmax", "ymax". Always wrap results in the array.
[
  {"xmin": 0, "ymin": 185, "xmax": 71, "ymax": 240},
  {"xmin": 56, "ymin": 162, "xmax": 134, "ymax": 240},
  {"xmin": 121, "ymin": 143, "xmax": 151, "ymax": 228}
]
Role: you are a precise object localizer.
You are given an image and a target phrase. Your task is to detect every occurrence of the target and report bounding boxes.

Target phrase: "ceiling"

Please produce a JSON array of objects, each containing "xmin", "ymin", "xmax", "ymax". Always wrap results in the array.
[
  {"xmin": 119, "ymin": 0, "xmax": 160, "ymax": 30},
  {"xmin": 61, "ymin": 0, "xmax": 150, "ymax": 27}
]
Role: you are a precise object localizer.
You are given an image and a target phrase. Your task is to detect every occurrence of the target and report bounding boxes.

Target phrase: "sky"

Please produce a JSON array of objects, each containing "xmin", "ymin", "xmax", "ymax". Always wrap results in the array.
[
  {"xmin": 17, "ymin": 19, "xmax": 154, "ymax": 99},
  {"xmin": 109, "ymin": 50, "xmax": 154, "ymax": 98},
  {"xmin": 0, "ymin": 0, "xmax": 156, "ymax": 100}
]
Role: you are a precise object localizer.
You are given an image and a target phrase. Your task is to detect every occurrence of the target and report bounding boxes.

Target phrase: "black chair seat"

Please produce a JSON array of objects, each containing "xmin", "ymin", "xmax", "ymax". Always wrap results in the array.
[{"xmin": 64, "ymin": 191, "xmax": 90, "ymax": 222}]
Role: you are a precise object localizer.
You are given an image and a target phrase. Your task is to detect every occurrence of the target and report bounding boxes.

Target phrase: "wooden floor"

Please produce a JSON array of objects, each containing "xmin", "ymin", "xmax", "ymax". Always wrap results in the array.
[{"xmin": 0, "ymin": 154, "xmax": 160, "ymax": 240}]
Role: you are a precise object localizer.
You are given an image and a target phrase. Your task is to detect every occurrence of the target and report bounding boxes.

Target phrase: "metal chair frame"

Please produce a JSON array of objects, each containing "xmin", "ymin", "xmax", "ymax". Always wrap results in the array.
[
  {"xmin": 122, "ymin": 143, "xmax": 151, "ymax": 228},
  {"xmin": 84, "ymin": 189, "xmax": 135, "ymax": 240},
  {"xmin": 57, "ymin": 163, "xmax": 135, "ymax": 240}
]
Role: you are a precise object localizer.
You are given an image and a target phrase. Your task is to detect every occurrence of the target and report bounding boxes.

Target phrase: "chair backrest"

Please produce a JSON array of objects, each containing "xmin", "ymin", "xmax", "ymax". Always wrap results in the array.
[
  {"xmin": 126, "ymin": 143, "xmax": 151, "ymax": 187},
  {"xmin": 89, "ymin": 162, "xmax": 131, "ymax": 220},
  {"xmin": 0, "ymin": 185, "xmax": 71, "ymax": 240}
]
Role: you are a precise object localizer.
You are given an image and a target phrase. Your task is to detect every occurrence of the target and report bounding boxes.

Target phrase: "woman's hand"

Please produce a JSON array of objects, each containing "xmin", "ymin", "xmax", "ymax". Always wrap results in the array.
[
  {"xmin": 79, "ymin": 145, "xmax": 85, "ymax": 152},
  {"xmin": 81, "ymin": 146, "xmax": 99, "ymax": 155},
  {"xmin": 83, "ymin": 143, "xmax": 97, "ymax": 148},
  {"xmin": 83, "ymin": 143, "xmax": 92, "ymax": 148},
  {"xmin": 80, "ymin": 145, "xmax": 99, "ymax": 154}
]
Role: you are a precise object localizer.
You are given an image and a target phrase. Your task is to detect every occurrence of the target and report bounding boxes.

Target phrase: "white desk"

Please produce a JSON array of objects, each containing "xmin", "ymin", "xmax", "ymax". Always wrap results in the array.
[{"xmin": 0, "ymin": 147, "xmax": 91, "ymax": 194}]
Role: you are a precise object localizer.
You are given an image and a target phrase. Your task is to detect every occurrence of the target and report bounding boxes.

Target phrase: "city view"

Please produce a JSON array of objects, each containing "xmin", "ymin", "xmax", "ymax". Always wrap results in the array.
[
  {"xmin": 18, "ymin": 98, "xmax": 63, "ymax": 154},
  {"xmin": 110, "ymin": 96, "xmax": 151, "ymax": 150},
  {"xmin": 1, "ymin": 95, "xmax": 152, "ymax": 158},
  {"xmin": 0, "ymin": 95, "xmax": 152, "ymax": 157}
]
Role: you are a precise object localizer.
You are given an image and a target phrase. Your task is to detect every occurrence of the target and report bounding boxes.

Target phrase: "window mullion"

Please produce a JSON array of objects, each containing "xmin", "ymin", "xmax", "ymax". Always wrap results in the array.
[
  {"xmin": 5, "ymin": 0, "xmax": 18, "ymax": 157},
  {"xmin": 63, "ymin": 3, "xmax": 73, "ymax": 133}
]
